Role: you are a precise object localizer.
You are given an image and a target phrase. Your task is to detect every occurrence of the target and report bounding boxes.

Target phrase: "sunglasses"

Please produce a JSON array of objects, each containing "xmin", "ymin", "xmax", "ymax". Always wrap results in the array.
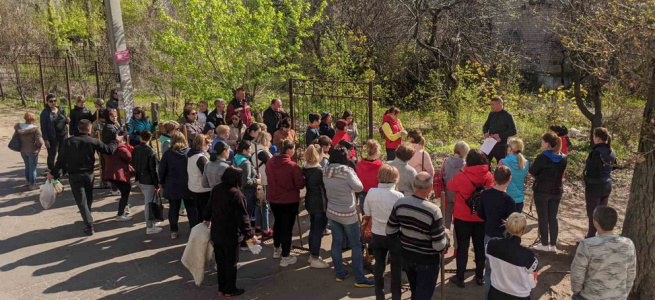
[
  {"xmin": 190, "ymin": 112, "xmax": 197, "ymax": 115},
  {"xmin": 134, "ymin": 111, "xmax": 142, "ymax": 115},
  {"xmin": 48, "ymin": 100, "xmax": 56, "ymax": 103}
]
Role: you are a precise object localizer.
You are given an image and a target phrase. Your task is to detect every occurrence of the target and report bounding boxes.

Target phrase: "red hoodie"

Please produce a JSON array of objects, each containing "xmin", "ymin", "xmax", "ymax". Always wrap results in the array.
[
  {"xmin": 446, "ymin": 164, "xmax": 494, "ymax": 222},
  {"xmin": 356, "ymin": 159, "xmax": 384, "ymax": 192},
  {"xmin": 265, "ymin": 154, "xmax": 306, "ymax": 204},
  {"xmin": 382, "ymin": 113, "xmax": 403, "ymax": 150}
]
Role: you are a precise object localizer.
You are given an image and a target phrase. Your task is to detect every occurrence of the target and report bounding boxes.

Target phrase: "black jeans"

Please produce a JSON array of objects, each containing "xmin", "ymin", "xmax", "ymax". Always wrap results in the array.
[
  {"xmin": 515, "ymin": 202, "xmax": 524, "ymax": 213},
  {"xmin": 270, "ymin": 202, "xmax": 299, "ymax": 257},
  {"xmin": 404, "ymin": 260, "xmax": 440, "ymax": 300},
  {"xmin": 190, "ymin": 191, "xmax": 210, "ymax": 229},
  {"xmin": 386, "ymin": 148, "xmax": 396, "ymax": 161},
  {"xmin": 214, "ymin": 242, "xmax": 240, "ymax": 294},
  {"xmin": 111, "ymin": 180, "xmax": 132, "ymax": 216},
  {"xmin": 168, "ymin": 198, "xmax": 196, "ymax": 233},
  {"xmin": 309, "ymin": 212, "xmax": 327, "ymax": 257},
  {"xmin": 585, "ymin": 187, "xmax": 611, "ymax": 238},
  {"xmin": 454, "ymin": 219, "xmax": 485, "ymax": 280},
  {"xmin": 69, "ymin": 172, "xmax": 94, "ymax": 228},
  {"xmin": 486, "ymin": 142, "xmax": 507, "ymax": 165},
  {"xmin": 47, "ymin": 137, "xmax": 67, "ymax": 174},
  {"xmin": 534, "ymin": 192, "xmax": 562, "ymax": 246},
  {"xmin": 372, "ymin": 234, "xmax": 402, "ymax": 300}
]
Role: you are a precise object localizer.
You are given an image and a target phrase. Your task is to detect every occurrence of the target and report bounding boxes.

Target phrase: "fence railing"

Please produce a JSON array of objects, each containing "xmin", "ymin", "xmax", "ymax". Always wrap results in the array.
[{"xmin": 0, "ymin": 47, "xmax": 118, "ymax": 108}]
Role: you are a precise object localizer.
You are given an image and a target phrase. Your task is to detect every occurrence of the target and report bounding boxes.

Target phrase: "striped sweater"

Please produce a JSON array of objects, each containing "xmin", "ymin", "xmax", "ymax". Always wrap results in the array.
[{"xmin": 386, "ymin": 195, "xmax": 448, "ymax": 264}]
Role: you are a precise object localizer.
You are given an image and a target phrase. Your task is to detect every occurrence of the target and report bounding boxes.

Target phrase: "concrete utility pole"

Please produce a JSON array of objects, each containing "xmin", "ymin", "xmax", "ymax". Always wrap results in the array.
[{"xmin": 104, "ymin": 0, "xmax": 135, "ymax": 122}]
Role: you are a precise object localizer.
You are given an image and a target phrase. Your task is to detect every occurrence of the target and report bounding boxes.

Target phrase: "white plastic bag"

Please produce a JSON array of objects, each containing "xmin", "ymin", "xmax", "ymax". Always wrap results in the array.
[
  {"xmin": 39, "ymin": 180, "xmax": 56, "ymax": 209},
  {"xmin": 181, "ymin": 223, "xmax": 215, "ymax": 286}
]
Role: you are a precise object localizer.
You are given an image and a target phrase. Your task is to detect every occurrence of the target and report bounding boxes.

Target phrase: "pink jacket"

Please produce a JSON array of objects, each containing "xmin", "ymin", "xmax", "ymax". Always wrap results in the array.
[{"xmin": 407, "ymin": 143, "xmax": 434, "ymax": 176}]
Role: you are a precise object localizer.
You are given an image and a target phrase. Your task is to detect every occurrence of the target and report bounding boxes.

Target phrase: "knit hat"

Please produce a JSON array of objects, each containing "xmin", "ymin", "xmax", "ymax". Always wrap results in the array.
[
  {"xmin": 321, "ymin": 111, "xmax": 331, "ymax": 121},
  {"xmin": 94, "ymin": 98, "xmax": 105, "ymax": 107},
  {"xmin": 203, "ymin": 122, "xmax": 216, "ymax": 134}
]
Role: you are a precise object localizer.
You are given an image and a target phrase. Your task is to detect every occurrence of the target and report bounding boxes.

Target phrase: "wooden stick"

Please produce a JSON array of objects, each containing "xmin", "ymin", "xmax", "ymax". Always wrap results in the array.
[{"xmin": 440, "ymin": 191, "xmax": 447, "ymax": 300}]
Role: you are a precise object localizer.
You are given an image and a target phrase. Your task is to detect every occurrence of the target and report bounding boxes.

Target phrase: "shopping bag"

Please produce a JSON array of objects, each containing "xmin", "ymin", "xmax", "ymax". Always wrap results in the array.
[
  {"xmin": 39, "ymin": 180, "xmax": 56, "ymax": 209},
  {"xmin": 181, "ymin": 223, "xmax": 215, "ymax": 286},
  {"xmin": 148, "ymin": 191, "xmax": 164, "ymax": 222},
  {"xmin": 360, "ymin": 215, "xmax": 373, "ymax": 244},
  {"xmin": 8, "ymin": 131, "xmax": 21, "ymax": 152}
]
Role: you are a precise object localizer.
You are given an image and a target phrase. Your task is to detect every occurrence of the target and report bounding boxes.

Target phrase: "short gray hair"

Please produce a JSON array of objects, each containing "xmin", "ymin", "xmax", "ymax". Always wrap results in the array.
[
  {"xmin": 214, "ymin": 98, "xmax": 225, "ymax": 105},
  {"xmin": 413, "ymin": 172, "xmax": 433, "ymax": 190}
]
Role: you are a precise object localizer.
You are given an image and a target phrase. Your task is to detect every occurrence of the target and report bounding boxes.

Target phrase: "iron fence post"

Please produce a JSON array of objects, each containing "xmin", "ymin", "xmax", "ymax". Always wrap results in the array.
[
  {"xmin": 38, "ymin": 55, "xmax": 46, "ymax": 105},
  {"xmin": 65, "ymin": 56, "xmax": 72, "ymax": 109},
  {"xmin": 289, "ymin": 78, "xmax": 295, "ymax": 129},
  {"xmin": 368, "ymin": 81, "xmax": 374, "ymax": 139},
  {"xmin": 94, "ymin": 61, "xmax": 101, "ymax": 98}
]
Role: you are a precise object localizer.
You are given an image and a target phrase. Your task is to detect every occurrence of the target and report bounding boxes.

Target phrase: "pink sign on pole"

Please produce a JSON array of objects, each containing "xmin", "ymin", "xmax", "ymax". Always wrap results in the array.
[{"xmin": 115, "ymin": 50, "xmax": 130, "ymax": 63}]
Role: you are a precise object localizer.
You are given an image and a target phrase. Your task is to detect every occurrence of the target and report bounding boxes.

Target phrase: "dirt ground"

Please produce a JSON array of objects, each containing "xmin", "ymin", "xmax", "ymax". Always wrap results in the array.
[{"xmin": 0, "ymin": 102, "xmax": 632, "ymax": 299}]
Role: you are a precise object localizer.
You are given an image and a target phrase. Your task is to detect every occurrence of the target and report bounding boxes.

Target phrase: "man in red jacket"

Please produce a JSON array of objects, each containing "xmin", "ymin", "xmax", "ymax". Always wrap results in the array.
[{"xmin": 266, "ymin": 140, "xmax": 306, "ymax": 267}]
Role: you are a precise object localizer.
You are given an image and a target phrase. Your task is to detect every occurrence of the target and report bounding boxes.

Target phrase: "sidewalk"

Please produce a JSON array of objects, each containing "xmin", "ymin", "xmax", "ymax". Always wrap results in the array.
[{"xmin": 0, "ymin": 103, "xmax": 581, "ymax": 299}]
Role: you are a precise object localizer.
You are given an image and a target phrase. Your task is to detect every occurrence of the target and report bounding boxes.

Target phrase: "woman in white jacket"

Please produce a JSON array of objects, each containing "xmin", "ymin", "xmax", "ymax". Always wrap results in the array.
[
  {"xmin": 363, "ymin": 164, "xmax": 404, "ymax": 299},
  {"xmin": 250, "ymin": 132, "xmax": 274, "ymax": 238},
  {"xmin": 187, "ymin": 134, "xmax": 212, "ymax": 228}
]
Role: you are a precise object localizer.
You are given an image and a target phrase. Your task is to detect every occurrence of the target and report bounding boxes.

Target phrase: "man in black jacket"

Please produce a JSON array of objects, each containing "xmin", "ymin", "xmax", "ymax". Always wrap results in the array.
[
  {"xmin": 132, "ymin": 130, "xmax": 163, "ymax": 234},
  {"xmin": 69, "ymin": 96, "xmax": 94, "ymax": 136},
  {"xmin": 482, "ymin": 96, "xmax": 518, "ymax": 164},
  {"xmin": 263, "ymin": 98, "xmax": 287, "ymax": 137},
  {"xmin": 48, "ymin": 120, "xmax": 116, "ymax": 235},
  {"xmin": 207, "ymin": 98, "xmax": 226, "ymax": 127}
]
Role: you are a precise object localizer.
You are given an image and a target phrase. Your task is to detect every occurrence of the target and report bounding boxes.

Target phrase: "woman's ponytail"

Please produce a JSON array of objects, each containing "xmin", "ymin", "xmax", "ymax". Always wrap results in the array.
[
  {"xmin": 593, "ymin": 127, "xmax": 613, "ymax": 151},
  {"xmin": 554, "ymin": 136, "xmax": 562, "ymax": 153}
]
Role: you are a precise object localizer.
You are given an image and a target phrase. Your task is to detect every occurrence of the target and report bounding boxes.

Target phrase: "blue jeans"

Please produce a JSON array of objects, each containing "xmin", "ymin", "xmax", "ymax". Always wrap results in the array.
[
  {"xmin": 309, "ymin": 212, "xmax": 328, "ymax": 257},
  {"xmin": 330, "ymin": 219, "xmax": 367, "ymax": 283},
  {"xmin": 404, "ymin": 260, "xmax": 440, "ymax": 300},
  {"xmin": 255, "ymin": 186, "xmax": 270, "ymax": 231},
  {"xmin": 484, "ymin": 235, "xmax": 492, "ymax": 300},
  {"xmin": 244, "ymin": 192, "xmax": 257, "ymax": 224},
  {"xmin": 21, "ymin": 152, "xmax": 39, "ymax": 185}
]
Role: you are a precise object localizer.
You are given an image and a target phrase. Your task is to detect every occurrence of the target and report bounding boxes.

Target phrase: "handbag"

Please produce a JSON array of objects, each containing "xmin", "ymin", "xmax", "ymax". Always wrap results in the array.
[
  {"xmin": 8, "ymin": 131, "xmax": 21, "ymax": 152},
  {"xmin": 148, "ymin": 190, "xmax": 165, "ymax": 222},
  {"xmin": 360, "ymin": 215, "xmax": 373, "ymax": 244}
]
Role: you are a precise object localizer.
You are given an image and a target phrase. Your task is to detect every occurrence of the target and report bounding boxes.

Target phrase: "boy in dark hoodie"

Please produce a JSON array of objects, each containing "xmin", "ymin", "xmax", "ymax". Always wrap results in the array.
[
  {"xmin": 305, "ymin": 113, "xmax": 321, "ymax": 146},
  {"xmin": 584, "ymin": 127, "xmax": 616, "ymax": 238},
  {"xmin": 529, "ymin": 132, "xmax": 567, "ymax": 253}
]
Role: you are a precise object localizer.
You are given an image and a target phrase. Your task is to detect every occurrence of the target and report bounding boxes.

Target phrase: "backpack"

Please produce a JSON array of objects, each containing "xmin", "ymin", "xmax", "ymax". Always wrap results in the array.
[
  {"xmin": 433, "ymin": 157, "xmax": 448, "ymax": 197},
  {"xmin": 464, "ymin": 174, "xmax": 485, "ymax": 215}
]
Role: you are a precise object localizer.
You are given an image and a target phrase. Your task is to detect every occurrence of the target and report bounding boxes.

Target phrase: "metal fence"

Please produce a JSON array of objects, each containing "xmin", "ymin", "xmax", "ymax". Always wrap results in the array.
[{"xmin": 0, "ymin": 47, "xmax": 118, "ymax": 108}]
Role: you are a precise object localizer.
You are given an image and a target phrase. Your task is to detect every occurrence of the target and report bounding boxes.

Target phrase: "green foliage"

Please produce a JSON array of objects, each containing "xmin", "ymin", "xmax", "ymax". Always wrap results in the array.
[
  {"xmin": 42, "ymin": 0, "xmax": 106, "ymax": 47},
  {"xmin": 309, "ymin": 25, "xmax": 376, "ymax": 81},
  {"xmin": 152, "ymin": 0, "xmax": 325, "ymax": 101}
]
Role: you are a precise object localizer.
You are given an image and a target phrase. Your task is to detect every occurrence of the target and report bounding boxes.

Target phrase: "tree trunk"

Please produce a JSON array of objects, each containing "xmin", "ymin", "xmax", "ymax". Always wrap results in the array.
[
  {"xmin": 622, "ymin": 62, "xmax": 655, "ymax": 300},
  {"xmin": 573, "ymin": 73, "xmax": 603, "ymax": 146}
]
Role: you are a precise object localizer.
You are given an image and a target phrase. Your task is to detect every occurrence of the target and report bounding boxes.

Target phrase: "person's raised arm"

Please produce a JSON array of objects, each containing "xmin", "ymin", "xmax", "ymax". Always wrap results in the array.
[
  {"xmin": 348, "ymin": 169, "xmax": 364, "ymax": 193},
  {"xmin": 382, "ymin": 122, "xmax": 402, "ymax": 142}
]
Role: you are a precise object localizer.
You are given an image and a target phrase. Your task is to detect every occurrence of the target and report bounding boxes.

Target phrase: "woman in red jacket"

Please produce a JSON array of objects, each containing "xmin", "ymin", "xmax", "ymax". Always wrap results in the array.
[
  {"xmin": 265, "ymin": 140, "xmax": 306, "ymax": 267},
  {"xmin": 381, "ymin": 107, "xmax": 406, "ymax": 161},
  {"xmin": 356, "ymin": 139, "xmax": 383, "ymax": 211},
  {"xmin": 446, "ymin": 149, "xmax": 494, "ymax": 288},
  {"xmin": 103, "ymin": 134, "xmax": 133, "ymax": 222}
]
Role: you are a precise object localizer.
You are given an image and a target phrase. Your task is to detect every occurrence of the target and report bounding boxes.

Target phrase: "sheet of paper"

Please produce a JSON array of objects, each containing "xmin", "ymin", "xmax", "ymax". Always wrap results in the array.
[{"xmin": 480, "ymin": 138, "xmax": 498, "ymax": 155}]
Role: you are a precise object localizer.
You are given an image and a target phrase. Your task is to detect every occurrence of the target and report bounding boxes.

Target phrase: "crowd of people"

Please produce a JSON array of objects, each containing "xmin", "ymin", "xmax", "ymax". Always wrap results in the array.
[{"xmin": 12, "ymin": 89, "xmax": 637, "ymax": 299}]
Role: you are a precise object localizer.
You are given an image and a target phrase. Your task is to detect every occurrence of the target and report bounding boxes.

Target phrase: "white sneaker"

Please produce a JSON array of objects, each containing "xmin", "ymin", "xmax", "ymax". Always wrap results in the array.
[
  {"xmin": 280, "ymin": 255, "xmax": 297, "ymax": 267},
  {"xmin": 550, "ymin": 246, "xmax": 558, "ymax": 253},
  {"xmin": 146, "ymin": 227, "xmax": 163, "ymax": 234},
  {"xmin": 323, "ymin": 228, "xmax": 332, "ymax": 236},
  {"xmin": 115, "ymin": 214, "xmax": 132, "ymax": 221},
  {"xmin": 307, "ymin": 256, "xmax": 313, "ymax": 264},
  {"xmin": 124, "ymin": 205, "xmax": 131, "ymax": 214},
  {"xmin": 532, "ymin": 244, "xmax": 550, "ymax": 252},
  {"xmin": 236, "ymin": 263, "xmax": 243, "ymax": 270},
  {"xmin": 171, "ymin": 232, "xmax": 179, "ymax": 240},
  {"xmin": 111, "ymin": 190, "xmax": 120, "ymax": 196},
  {"xmin": 273, "ymin": 247, "xmax": 282, "ymax": 259},
  {"xmin": 309, "ymin": 257, "xmax": 330, "ymax": 269}
]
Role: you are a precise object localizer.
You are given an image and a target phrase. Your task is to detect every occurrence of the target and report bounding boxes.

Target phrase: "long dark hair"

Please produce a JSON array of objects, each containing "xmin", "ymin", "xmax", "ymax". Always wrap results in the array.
[{"xmin": 542, "ymin": 132, "xmax": 562, "ymax": 153}]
